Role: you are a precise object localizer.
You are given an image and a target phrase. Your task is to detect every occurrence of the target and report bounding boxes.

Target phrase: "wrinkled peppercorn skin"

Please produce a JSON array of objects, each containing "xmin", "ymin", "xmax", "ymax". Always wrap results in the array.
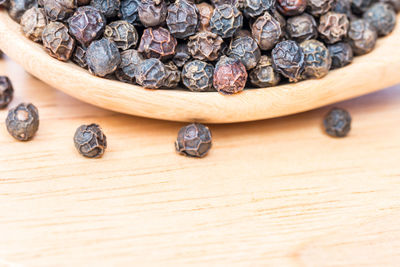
[
  {"xmin": 0, "ymin": 76, "xmax": 14, "ymax": 109},
  {"xmin": 182, "ymin": 60, "xmax": 214, "ymax": 92},
  {"xmin": 104, "ymin": 20, "xmax": 139, "ymax": 50},
  {"xmin": 86, "ymin": 38, "xmax": 121, "ymax": 77},
  {"xmin": 249, "ymin": 55, "xmax": 281, "ymax": 87},
  {"xmin": 213, "ymin": 56, "xmax": 247, "ymax": 95},
  {"xmin": 173, "ymin": 44, "xmax": 191, "ymax": 68},
  {"xmin": 6, "ymin": 103, "xmax": 39, "ymax": 141},
  {"xmin": 348, "ymin": 19, "xmax": 377, "ymax": 55},
  {"xmin": 286, "ymin": 14, "xmax": 317, "ymax": 43},
  {"xmin": 136, "ymin": 58, "xmax": 168, "ymax": 89},
  {"xmin": 251, "ymin": 12, "xmax": 282, "ymax": 50},
  {"xmin": 307, "ymin": 0, "xmax": 334, "ymax": 16},
  {"xmin": 228, "ymin": 36, "xmax": 261, "ymax": 70},
  {"xmin": 328, "ymin": 42, "xmax": 353, "ymax": 69},
  {"xmin": 210, "ymin": 4, "xmax": 243, "ymax": 38},
  {"xmin": 175, "ymin": 123, "xmax": 212, "ymax": 158},
  {"xmin": 9, "ymin": 0, "xmax": 37, "ymax": 23},
  {"xmin": 71, "ymin": 45, "xmax": 87, "ymax": 68},
  {"xmin": 323, "ymin": 107, "xmax": 351, "ymax": 137},
  {"xmin": 243, "ymin": 0, "xmax": 275, "ymax": 17},
  {"xmin": 196, "ymin": 2, "xmax": 214, "ymax": 31},
  {"xmin": 68, "ymin": 6, "xmax": 106, "ymax": 47},
  {"xmin": 318, "ymin": 12, "xmax": 349, "ymax": 44},
  {"xmin": 300, "ymin": 40, "xmax": 331, "ymax": 79},
  {"xmin": 42, "ymin": 21, "xmax": 75, "ymax": 61},
  {"xmin": 116, "ymin": 49, "xmax": 144, "ymax": 83},
  {"xmin": 74, "ymin": 124, "xmax": 107, "ymax": 158},
  {"xmin": 163, "ymin": 62, "xmax": 181, "ymax": 88},
  {"xmin": 138, "ymin": 0, "xmax": 167, "ymax": 27},
  {"xmin": 187, "ymin": 31, "xmax": 224, "ymax": 62},
  {"xmin": 119, "ymin": 0, "xmax": 140, "ymax": 25},
  {"xmin": 364, "ymin": 3, "xmax": 396, "ymax": 36},
  {"xmin": 167, "ymin": 0, "xmax": 199, "ymax": 39},
  {"xmin": 43, "ymin": 0, "xmax": 76, "ymax": 21},
  {"xmin": 277, "ymin": 0, "xmax": 307, "ymax": 16},
  {"xmin": 21, "ymin": 7, "xmax": 47, "ymax": 42},
  {"xmin": 272, "ymin": 40, "xmax": 305, "ymax": 82},
  {"xmin": 138, "ymin": 27, "xmax": 178, "ymax": 61},
  {"xmin": 90, "ymin": 0, "xmax": 120, "ymax": 18}
]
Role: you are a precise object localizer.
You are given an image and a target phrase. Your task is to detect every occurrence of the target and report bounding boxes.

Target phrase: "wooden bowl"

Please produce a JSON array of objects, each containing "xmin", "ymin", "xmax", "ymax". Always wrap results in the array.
[{"xmin": 0, "ymin": 11, "xmax": 400, "ymax": 123}]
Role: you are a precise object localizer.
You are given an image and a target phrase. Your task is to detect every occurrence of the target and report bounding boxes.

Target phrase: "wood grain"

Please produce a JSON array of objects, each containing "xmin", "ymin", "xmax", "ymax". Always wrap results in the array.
[
  {"xmin": 1, "ymin": 57, "xmax": 400, "ymax": 266},
  {"xmin": 1, "ymin": 11, "xmax": 400, "ymax": 123}
]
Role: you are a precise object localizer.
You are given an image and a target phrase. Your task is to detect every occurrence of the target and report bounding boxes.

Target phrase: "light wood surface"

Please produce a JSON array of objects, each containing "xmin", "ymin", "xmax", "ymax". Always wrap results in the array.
[
  {"xmin": 1, "ymin": 56, "xmax": 400, "ymax": 266},
  {"xmin": 1, "ymin": 11, "xmax": 400, "ymax": 123}
]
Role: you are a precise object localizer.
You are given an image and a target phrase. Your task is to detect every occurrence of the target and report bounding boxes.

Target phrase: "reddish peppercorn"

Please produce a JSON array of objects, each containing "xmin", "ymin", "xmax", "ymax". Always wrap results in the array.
[
  {"xmin": 138, "ymin": 27, "xmax": 177, "ymax": 61},
  {"xmin": 213, "ymin": 56, "xmax": 247, "ymax": 95},
  {"xmin": 196, "ymin": 2, "xmax": 214, "ymax": 31}
]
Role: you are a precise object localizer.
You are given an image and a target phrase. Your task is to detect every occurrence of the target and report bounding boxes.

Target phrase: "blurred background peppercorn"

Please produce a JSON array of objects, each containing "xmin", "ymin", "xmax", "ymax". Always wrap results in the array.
[{"xmin": 0, "ymin": 76, "xmax": 13, "ymax": 109}]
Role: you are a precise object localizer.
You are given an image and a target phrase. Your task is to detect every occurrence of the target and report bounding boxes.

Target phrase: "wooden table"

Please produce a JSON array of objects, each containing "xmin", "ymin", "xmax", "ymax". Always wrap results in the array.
[{"xmin": 1, "ymin": 56, "xmax": 400, "ymax": 266}]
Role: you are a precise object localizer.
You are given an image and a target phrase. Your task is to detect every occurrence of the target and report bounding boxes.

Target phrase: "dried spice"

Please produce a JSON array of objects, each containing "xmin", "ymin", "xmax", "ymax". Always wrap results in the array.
[
  {"xmin": 277, "ymin": 0, "xmax": 307, "ymax": 16},
  {"xmin": 380, "ymin": 0, "xmax": 400, "ymax": 12},
  {"xmin": 119, "ymin": 0, "xmax": 140, "ymax": 25},
  {"xmin": 323, "ymin": 107, "xmax": 351, "ymax": 137},
  {"xmin": 71, "ymin": 45, "xmax": 87, "ymax": 68},
  {"xmin": 300, "ymin": 40, "xmax": 331, "ymax": 79},
  {"xmin": 90, "ymin": 0, "xmax": 120, "ymax": 18},
  {"xmin": 363, "ymin": 3, "xmax": 396, "ymax": 36},
  {"xmin": 251, "ymin": 12, "xmax": 282, "ymax": 51},
  {"xmin": 213, "ymin": 56, "xmax": 247, "ymax": 95},
  {"xmin": 307, "ymin": 0, "xmax": 334, "ymax": 16},
  {"xmin": 8, "ymin": 0, "xmax": 37, "ymax": 22},
  {"xmin": 115, "ymin": 49, "xmax": 144, "ymax": 83},
  {"xmin": 348, "ymin": 19, "xmax": 377, "ymax": 55},
  {"xmin": 210, "ymin": 4, "xmax": 243, "ymax": 38},
  {"xmin": 182, "ymin": 60, "xmax": 214, "ymax": 92},
  {"xmin": 228, "ymin": 36, "xmax": 261, "ymax": 70},
  {"xmin": 0, "ymin": 76, "xmax": 14, "ymax": 109},
  {"xmin": 68, "ymin": 6, "xmax": 106, "ymax": 47},
  {"xmin": 42, "ymin": 21, "xmax": 75, "ymax": 61},
  {"xmin": 172, "ymin": 43, "xmax": 191, "ymax": 68},
  {"xmin": 138, "ymin": 0, "xmax": 167, "ymax": 27},
  {"xmin": 196, "ymin": 2, "xmax": 214, "ymax": 31},
  {"xmin": 77, "ymin": 0, "xmax": 90, "ymax": 6},
  {"xmin": 249, "ymin": 55, "xmax": 281, "ymax": 87},
  {"xmin": 187, "ymin": 31, "xmax": 224, "ymax": 62},
  {"xmin": 6, "ymin": 103, "xmax": 39, "ymax": 141},
  {"xmin": 138, "ymin": 27, "xmax": 177, "ymax": 61},
  {"xmin": 0, "ymin": 0, "xmax": 9, "ymax": 7},
  {"xmin": 104, "ymin": 20, "xmax": 139, "ymax": 50},
  {"xmin": 167, "ymin": 0, "xmax": 199, "ymax": 39},
  {"xmin": 271, "ymin": 40, "xmax": 305, "ymax": 82},
  {"xmin": 74, "ymin": 123, "xmax": 107, "ymax": 158},
  {"xmin": 175, "ymin": 123, "xmax": 212, "ymax": 158},
  {"xmin": 20, "ymin": 7, "xmax": 47, "ymax": 42},
  {"xmin": 351, "ymin": 0, "xmax": 374, "ymax": 14},
  {"xmin": 243, "ymin": 0, "xmax": 275, "ymax": 17},
  {"xmin": 163, "ymin": 62, "xmax": 181, "ymax": 88},
  {"xmin": 331, "ymin": 0, "xmax": 352, "ymax": 17},
  {"xmin": 136, "ymin": 58, "xmax": 168, "ymax": 89},
  {"xmin": 328, "ymin": 42, "xmax": 353, "ymax": 69},
  {"xmin": 43, "ymin": 0, "xmax": 76, "ymax": 21},
  {"xmin": 318, "ymin": 12, "xmax": 349, "ymax": 44},
  {"xmin": 86, "ymin": 38, "xmax": 121, "ymax": 77},
  {"xmin": 286, "ymin": 13, "xmax": 317, "ymax": 43}
]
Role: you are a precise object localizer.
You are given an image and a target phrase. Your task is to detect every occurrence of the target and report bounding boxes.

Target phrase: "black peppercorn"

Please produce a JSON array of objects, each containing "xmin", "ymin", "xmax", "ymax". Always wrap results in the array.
[
  {"xmin": 363, "ymin": 3, "xmax": 397, "ymax": 36},
  {"xmin": 115, "ymin": 49, "xmax": 144, "ymax": 83},
  {"xmin": 196, "ymin": 2, "xmax": 214, "ymax": 31},
  {"xmin": 175, "ymin": 123, "xmax": 212, "ymax": 158},
  {"xmin": 138, "ymin": 0, "xmax": 167, "ymax": 27},
  {"xmin": 6, "ymin": 103, "xmax": 39, "ymax": 141},
  {"xmin": 119, "ymin": 0, "xmax": 140, "ymax": 25},
  {"xmin": 271, "ymin": 40, "xmax": 305, "ymax": 82},
  {"xmin": 242, "ymin": 0, "xmax": 275, "ymax": 18},
  {"xmin": 74, "ymin": 123, "xmax": 107, "ymax": 158},
  {"xmin": 213, "ymin": 56, "xmax": 247, "ymax": 94},
  {"xmin": 86, "ymin": 38, "xmax": 121, "ymax": 77},
  {"xmin": 172, "ymin": 43, "xmax": 191, "ymax": 68},
  {"xmin": 90, "ymin": 0, "xmax": 120, "ymax": 18},
  {"xmin": 249, "ymin": 55, "xmax": 281, "ymax": 87},
  {"xmin": 328, "ymin": 42, "xmax": 353, "ymax": 69},
  {"xmin": 323, "ymin": 107, "xmax": 351, "ymax": 137},
  {"xmin": 187, "ymin": 31, "xmax": 224, "ymax": 62},
  {"xmin": 42, "ymin": 21, "xmax": 75, "ymax": 61},
  {"xmin": 277, "ymin": 0, "xmax": 307, "ymax": 16},
  {"xmin": 182, "ymin": 60, "xmax": 214, "ymax": 92},
  {"xmin": 20, "ymin": 7, "xmax": 47, "ymax": 43},
  {"xmin": 286, "ymin": 13, "xmax": 318, "ymax": 43},
  {"xmin": 351, "ymin": 0, "xmax": 374, "ymax": 14},
  {"xmin": 71, "ymin": 45, "xmax": 87, "ymax": 68},
  {"xmin": 318, "ymin": 12, "xmax": 349, "ymax": 44},
  {"xmin": 136, "ymin": 58, "xmax": 168, "ymax": 89},
  {"xmin": 104, "ymin": 20, "xmax": 139, "ymax": 51},
  {"xmin": 380, "ymin": 0, "xmax": 400, "ymax": 12},
  {"xmin": 210, "ymin": 4, "xmax": 243, "ymax": 38},
  {"xmin": 251, "ymin": 12, "xmax": 282, "ymax": 51},
  {"xmin": 138, "ymin": 27, "xmax": 178, "ymax": 61},
  {"xmin": 43, "ymin": 0, "xmax": 76, "ymax": 21},
  {"xmin": 163, "ymin": 62, "xmax": 181, "ymax": 88},
  {"xmin": 0, "ymin": 76, "xmax": 13, "ymax": 109},
  {"xmin": 228, "ymin": 36, "xmax": 261, "ymax": 70},
  {"xmin": 166, "ymin": 0, "xmax": 199, "ymax": 39},
  {"xmin": 307, "ymin": 0, "xmax": 334, "ymax": 16},
  {"xmin": 331, "ymin": 0, "xmax": 353, "ymax": 17},
  {"xmin": 300, "ymin": 40, "xmax": 331, "ymax": 79},
  {"xmin": 348, "ymin": 19, "xmax": 378, "ymax": 55}
]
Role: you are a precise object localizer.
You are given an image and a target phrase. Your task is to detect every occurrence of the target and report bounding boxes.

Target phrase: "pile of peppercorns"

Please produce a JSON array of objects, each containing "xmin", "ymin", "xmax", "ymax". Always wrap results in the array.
[{"xmin": 1, "ymin": 0, "xmax": 398, "ymax": 94}]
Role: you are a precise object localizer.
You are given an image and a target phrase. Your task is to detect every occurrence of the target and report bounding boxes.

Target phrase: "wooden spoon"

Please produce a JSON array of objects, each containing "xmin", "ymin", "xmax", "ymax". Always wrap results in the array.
[{"xmin": 0, "ymin": 10, "xmax": 399, "ymax": 123}]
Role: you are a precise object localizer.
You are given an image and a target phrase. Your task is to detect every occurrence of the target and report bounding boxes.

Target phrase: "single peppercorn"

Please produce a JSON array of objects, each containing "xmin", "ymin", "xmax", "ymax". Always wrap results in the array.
[
  {"xmin": 318, "ymin": 12, "xmax": 349, "ymax": 44},
  {"xmin": 0, "ymin": 76, "xmax": 13, "ymax": 109},
  {"xmin": 228, "ymin": 36, "xmax": 261, "ymax": 70},
  {"xmin": 6, "ymin": 103, "xmax": 39, "ymax": 141},
  {"xmin": 196, "ymin": 2, "xmax": 214, "ymax": 31},
  {"xmin": 8, "ymin": 0, "xmax": 37, "ymax": 23},
  {"xmin": 68, "ymin": 6, "xmax": 106, "ymax": 48},
  {"xmin": 104, "ymin": 20, "xmax": 139, "ymax": 51},
  {"xmin": 307, "ymin": 0, "xmax": 334, "ymax": 16},
  {"xmin": 187, "ymin": 31, "xmax": 224, "ymax": 62},
  {"xmin": 286, "ymin": 13, "xmax": 317, "ymax": 43},
  {"xmin": 271, "ymin": 40, "xmax": 305, "ymax": 82},
  {"xmin": 138, "ymin": 27, "xmax": 177, "ymax": 61},
  {"xmin": 249, "ymin": 55, "xmax": 281, "ymax": 87},
  {"xmin": 166, "ymin": 0, "xmax": 199, "ymax": 39},
  {"xmin": 328, "ymin": 42, "xmax": 353, "ymax": 69},
  {"xmin": 119, "ymin": 0, "xmax": 140, "ymax": 25},
  {"xmin": 115, "ymin": 49, "xmax": 144, "ymax": 83},
  {"xmin": 43, "ymin": 0, "xmax": 76, "ymax": 21},
  {"xmin": 182, "ymin": 60, "xmax": 214, "ymax": 92},
  {"xmin": 300, "ymin": 40, "xmax": 331, "ymax": 79},
  {"xmin": 251, "ymin": 12, "xmax": 282, "ymax": 51},
  {"xmin": 138, "ymin": 0, "xmax": 167, "ymax": 27},
  {"xmin": 242, "ymin": 0, "xmax": 275, "ymax": 18},
  {"xmin": 136, "ymin": 58, "xmax": 168, "ymax": 89},
  {"xmin": 210, "ymin": 4, "xmax": 243, "ymax": 38},
  {"xmin": 351, "ymin": 0, "xmax": 374, "ymax": 14},
  {"xmin": 213, "ymin": 56, "xmax": 247, "ymax": 95},
  {"xmin": 323, "ymin": 107, "xmax": 351, "ymax": 137},
  {"xmin": 74, "ymin": 123, "xmax": 107, "ymax": 158},
  {"xmin": 348, "ymin": 19, "xmax": 377, "ymax": 55},
  {"xmin": 163, "ymin": 62, "xmax": 181, "ymax": 89},
  {"xmin": 20, "ymin": 7, "xmax": 47, "ymax": 43},
  {"xmin": 42, "ymin": 21, "xmax": 75, "ymax": 61},
  {"xmin": 175, "ymin": 123, "xmax": 212, "ymax": 158},
  {"xmin": 173, "ymin": 43, "xmax": 191, "ymax": 68},
  {"xmin": 71, "ymin": 45, "xmax": 87, "ymax": 68},
  {"xmin": 363, "ymin": 3, "xmax": 396, "ymax": 36},
  {"xmin": 90, "ymin": 0, "xmax": 120, "ymax": 18},
  {"xmin": 86, "ymin": 38, "xmax": 121, "ymax": 77},
  {"xmin": 277, "ymin": 0, "xmax": 307, "ymax": 16}
]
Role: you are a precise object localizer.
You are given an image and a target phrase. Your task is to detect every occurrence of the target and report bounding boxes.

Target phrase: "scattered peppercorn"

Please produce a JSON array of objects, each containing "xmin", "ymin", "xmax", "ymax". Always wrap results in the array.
[
  {"xmin": 286, "ymin": 13, "xmax": 317, "ymax": 43},
  {"xmin": 323, "ymin": 107, "xmax": 351, "ymax": 137},
  {"xmin": 74, "ymin": 123, "xmax": 107, "ymax": 158},
  {"xmin": 20, "ymin": 7, "xmax": 47, "ymax": 42},
  {"xmin": 363, "ymin": 3, "xmax": 396, "ymax": 36},
  {"xmin": 86, "ymin": 38, "xmax": 121, "ymax": 77},
  {"xmin": 300, "ymin": 40, "xmax": 331, "ymax": 79},
  {"xmin": 6, "ymin": 103, "xmax": 39, "ymax": 141},
  {"xmin": 348, "ymin": 19, "xmax": 378, "ymax": 55},
  {"xmin": 249, "ymin": 55, "xmax": 281, "ymax": 87},
  {"xmin": 228, "ymin": 36, "xmax": 261, "ymax": 70},
  {"xmin": 0, "ymin": 76, "xmax": 13, "ymax": 109},
  {"xmin": 175, "ymin": 123, "xmax": 212, "ymax": 158},
  {"xmin": 272, "ymin": 40, "xmax": 305, "ymax": 82},
  {"xmin": 42, "ymin": 21, "xmax": 75, "ymax": 61},
  {"xmin": 182, "ymin": 60, "xmax": 214, "ymax": 92},
  {"xmin": 213, "ymin": 56, "xmax": 247, "ymax": 94},
  {"xmin": 328, "ymin": 42, "xmax": 353, "ymax": 69},
  {"xmin": 138, "ymin": 27, "xmax": 177, "ymax": 61},
  {"xmin": 187, "ymin": 31, "xmax": 224, "ymax": 62},
  {"xmin": 167, "ymin": 0, "xmax": 199, "ymax": 39}
]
